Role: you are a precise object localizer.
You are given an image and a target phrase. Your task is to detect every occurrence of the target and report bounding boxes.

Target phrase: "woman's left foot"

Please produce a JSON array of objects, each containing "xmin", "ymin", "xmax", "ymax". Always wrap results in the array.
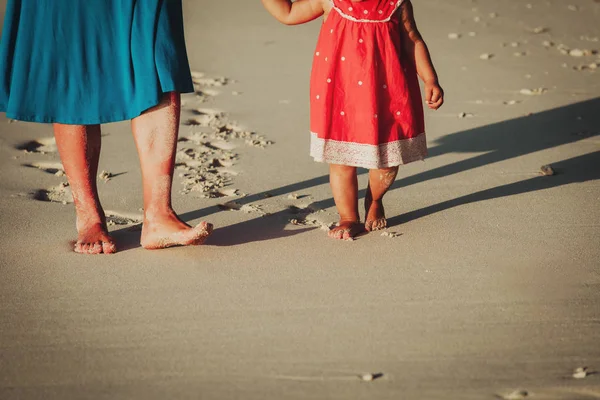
[
  {"xmin": 141, "ymin": 210, "xmax": 213, "ymax": 249},
  {"xmin": 364, "ymin": 190, "xmax": 387, "ymax": 232}
]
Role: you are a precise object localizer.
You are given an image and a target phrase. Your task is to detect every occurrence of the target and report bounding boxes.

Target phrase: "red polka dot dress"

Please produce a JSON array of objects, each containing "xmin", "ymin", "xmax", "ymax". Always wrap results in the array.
[{"xmin": 310, "ymin": 0, "xmax": 426, "ymax": 169}]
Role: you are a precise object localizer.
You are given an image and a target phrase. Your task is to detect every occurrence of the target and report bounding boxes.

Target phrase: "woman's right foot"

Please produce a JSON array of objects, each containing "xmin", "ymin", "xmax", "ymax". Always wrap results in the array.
[
  {"xmin": 328, "ymin": 220, "xmax": 364, "ymax": 240},
  {"xmin": 141, "ymin": 209, "xmax": 213, "ymax": 250},
  {"xmin": 75, "ymin": 221, "xmax": 117, "ymax": 254}
]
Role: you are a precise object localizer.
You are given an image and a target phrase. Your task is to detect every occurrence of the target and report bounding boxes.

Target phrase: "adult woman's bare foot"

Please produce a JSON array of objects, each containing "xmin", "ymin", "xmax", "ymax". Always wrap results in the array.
[
  {"xmin": 328, "ymin": 220, "xmax": 363, "ymax": 240},
  {"xmin": 74, "ymin": 222, "xmax": 117, "ymax": 254},
  {"xmin": 364, "ymin": 189, "xmax": 387, "ymax": 232},
  {"xmin": 140, "ymin": 210, "xmax": 213, "ymax": 249}
]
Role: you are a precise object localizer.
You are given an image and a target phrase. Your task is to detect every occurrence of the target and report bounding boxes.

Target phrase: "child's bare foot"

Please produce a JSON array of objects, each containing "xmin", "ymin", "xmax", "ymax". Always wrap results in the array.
[
  {"xmin": 75, "ymin": 221, "xmax": 117, "ymax": 254},
  {"xmin": 364, "ymin": 189, "xmax": 387, "ymax": 232},
  {"xmin": 141, "ymin": 209, "xmax": 213, "ymax": 249},
  {"xmin": 328, "ymin": 220, "xmax": 363, "ymax": 240}
]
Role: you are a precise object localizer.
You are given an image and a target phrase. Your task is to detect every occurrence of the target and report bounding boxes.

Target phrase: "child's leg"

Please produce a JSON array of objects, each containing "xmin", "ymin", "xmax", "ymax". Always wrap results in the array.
[
  {"xmin": 53, "ymin": 124, "xmax": 117, "ymax": 254},
  {"xmin": 329, "ymin": 164, "xmax": 363, "ymax": 240},
  {"xmin": 131, "ymin": 92, "xmax": 213, "ymax": 249},
  {"xmin": 365, "ymin": 166, "xmax": 399, "ymax": 231}
]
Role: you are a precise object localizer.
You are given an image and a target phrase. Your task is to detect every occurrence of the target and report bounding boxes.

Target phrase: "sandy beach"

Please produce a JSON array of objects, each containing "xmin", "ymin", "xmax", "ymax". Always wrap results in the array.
[{"xmin": 1, "ymin": 0, "xmax": 599, "ymax": 399}]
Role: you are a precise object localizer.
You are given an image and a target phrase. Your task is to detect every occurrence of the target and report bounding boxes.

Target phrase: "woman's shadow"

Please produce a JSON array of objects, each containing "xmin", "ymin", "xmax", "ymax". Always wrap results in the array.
[{"xmin": 113, "ymin": 97, "xmax": 600, "ymax": 247}]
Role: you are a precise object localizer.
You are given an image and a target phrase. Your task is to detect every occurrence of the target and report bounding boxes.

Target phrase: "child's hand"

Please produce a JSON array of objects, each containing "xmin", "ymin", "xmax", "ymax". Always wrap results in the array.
[{"xmin": 424, "ymin": 80, "xmax": 444, "ymax": 110}]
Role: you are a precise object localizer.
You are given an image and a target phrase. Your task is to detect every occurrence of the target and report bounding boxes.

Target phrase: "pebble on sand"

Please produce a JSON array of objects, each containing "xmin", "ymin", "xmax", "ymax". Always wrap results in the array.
[{"xmin": 480, "ymin": 53, "xmax": 494, "ymax": 60}]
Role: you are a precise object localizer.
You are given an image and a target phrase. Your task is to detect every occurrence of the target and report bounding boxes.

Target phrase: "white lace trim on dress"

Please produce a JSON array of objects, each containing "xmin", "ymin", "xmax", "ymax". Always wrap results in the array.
[{"xmin": 310, "ymin": 131, "xmax": 426, "ymax": 169}]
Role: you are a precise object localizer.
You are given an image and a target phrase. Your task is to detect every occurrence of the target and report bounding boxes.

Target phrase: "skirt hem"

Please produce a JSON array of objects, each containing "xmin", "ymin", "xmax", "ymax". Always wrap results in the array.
[{"xmin": 0, "ymin": 87, "xmax": 194, "ymax": 125}]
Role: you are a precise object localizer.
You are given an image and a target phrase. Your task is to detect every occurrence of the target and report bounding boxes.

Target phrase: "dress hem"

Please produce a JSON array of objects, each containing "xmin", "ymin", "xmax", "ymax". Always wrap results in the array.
[{"xmin": 309, "ymin": 131, "xmax": 427, "ymax": 169}]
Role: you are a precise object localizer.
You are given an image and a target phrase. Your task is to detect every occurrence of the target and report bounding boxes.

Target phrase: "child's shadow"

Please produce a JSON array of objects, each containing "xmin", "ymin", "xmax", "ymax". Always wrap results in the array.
[{"xmin": 113, "ymin": 97, "xmax": 600, "ymax": 248}]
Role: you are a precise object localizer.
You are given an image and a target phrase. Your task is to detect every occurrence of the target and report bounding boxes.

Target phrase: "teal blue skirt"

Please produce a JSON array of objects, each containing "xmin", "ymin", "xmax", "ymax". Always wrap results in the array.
[{"xmin": 0, "ymin": 0, "xmax": 194, "ymax": 124}]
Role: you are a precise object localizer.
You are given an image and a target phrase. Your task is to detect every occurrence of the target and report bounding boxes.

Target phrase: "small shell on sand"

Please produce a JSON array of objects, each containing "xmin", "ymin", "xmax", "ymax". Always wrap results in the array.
[
  {"xmin": 520, "ymin": 88, "xmax": 547, "ymax": 95},
  {"xmin": 498, "ymin": 389, "xmax": 529, "ymax": 400},
  {"xmin": 458, "ymin": 112, "xmax": 474, "ymax": 118},
  {"xmin": 359, "ymin": 373, "xmax": 384, "ymax": 382},
  {"xmin": 530, "ymin": 26, "xmax": 548, "ymax": 34},
  {"xmin": 448, "ymin": 33, "xmax": 461, "ymax": 39},
  {"xmin": 381, "ymin": 231, "xmax": 402, "ymax": 238},
  {"xmin": 572, "ymin": 367, "xmax": 589, "ymax": 379},
  {"xmin": 480, "ymin": 53, "xmax": 493, "ymax": 60},
  {"xmin": 540, "ymin": 165, "xmax": 555, "ymax": 176},
  {"xmin": 99, "ymin": 170, "xmax": 113, "ymax": 182},
  {"xmin": 569, "ymin": 49, "xmax": 585, "ymax": 57}
]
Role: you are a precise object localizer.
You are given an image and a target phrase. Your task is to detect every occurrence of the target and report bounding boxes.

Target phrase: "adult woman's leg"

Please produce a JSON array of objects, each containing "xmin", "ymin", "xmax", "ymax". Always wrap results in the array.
[
  {"xmin": 53, "ymin": 124, "xmax": 116, "ymax": 254},
  {"xmin": 131, "ymin": 92, "xmax": 213, "ymax": 249}
]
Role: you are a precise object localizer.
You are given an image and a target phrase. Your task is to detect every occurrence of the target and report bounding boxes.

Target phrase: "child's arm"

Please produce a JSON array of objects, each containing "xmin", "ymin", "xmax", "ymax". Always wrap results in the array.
[
  {"xmin": 261, "ymin": 0, "xmax": 324, "ymax": 25},
  {"xmin": 399, "ymin": 1, "xmax": 444, "ymax": 110}
]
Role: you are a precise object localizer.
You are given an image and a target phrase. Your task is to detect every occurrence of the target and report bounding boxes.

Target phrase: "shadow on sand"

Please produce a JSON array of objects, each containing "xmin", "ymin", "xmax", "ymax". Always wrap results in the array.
[{"xmin": 112, "ymin": 98, "xmax": 600, "ymax": 248}]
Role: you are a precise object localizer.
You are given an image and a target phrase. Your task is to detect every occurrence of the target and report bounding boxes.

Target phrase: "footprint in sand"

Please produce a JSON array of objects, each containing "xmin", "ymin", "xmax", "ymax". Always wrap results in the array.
[
  {"xmin": 191, "ymin": 71, "xmax": 230, "ymax": 87},
  {"xmin": 218, "ymin": 201, "xmax": 266, "ymax": 215},
  {"xmin": 195, "ymin": 88, "xmax": 221, "ymax": 101},
  {"xmin": 104, "ymin": 210, "xmax": 143, "ymax": 227},
  {"xmin": 17, "ymin": 137, "xmax": 57, "ymax": 153},
  {"xmin": 286, "ymin": 203, "xmax": 331, "ymax": 230},
  {"xmin": 185, "ymin": 108, "xmax": 225, "ymax": 127},
  {"xmin": 32, "ymin": 182, "xmax": 73, "ymax": 204},
  {"xmin": 177, "ymin": 71, "xmax": 273, "ymax": 200},
  {"xmin": 24, "ymin": 161, "xmax": 65, "ymax": 176},
  {"xmin": 191, "ymin": 71, "xmax": 228, "ymax": 100}
]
